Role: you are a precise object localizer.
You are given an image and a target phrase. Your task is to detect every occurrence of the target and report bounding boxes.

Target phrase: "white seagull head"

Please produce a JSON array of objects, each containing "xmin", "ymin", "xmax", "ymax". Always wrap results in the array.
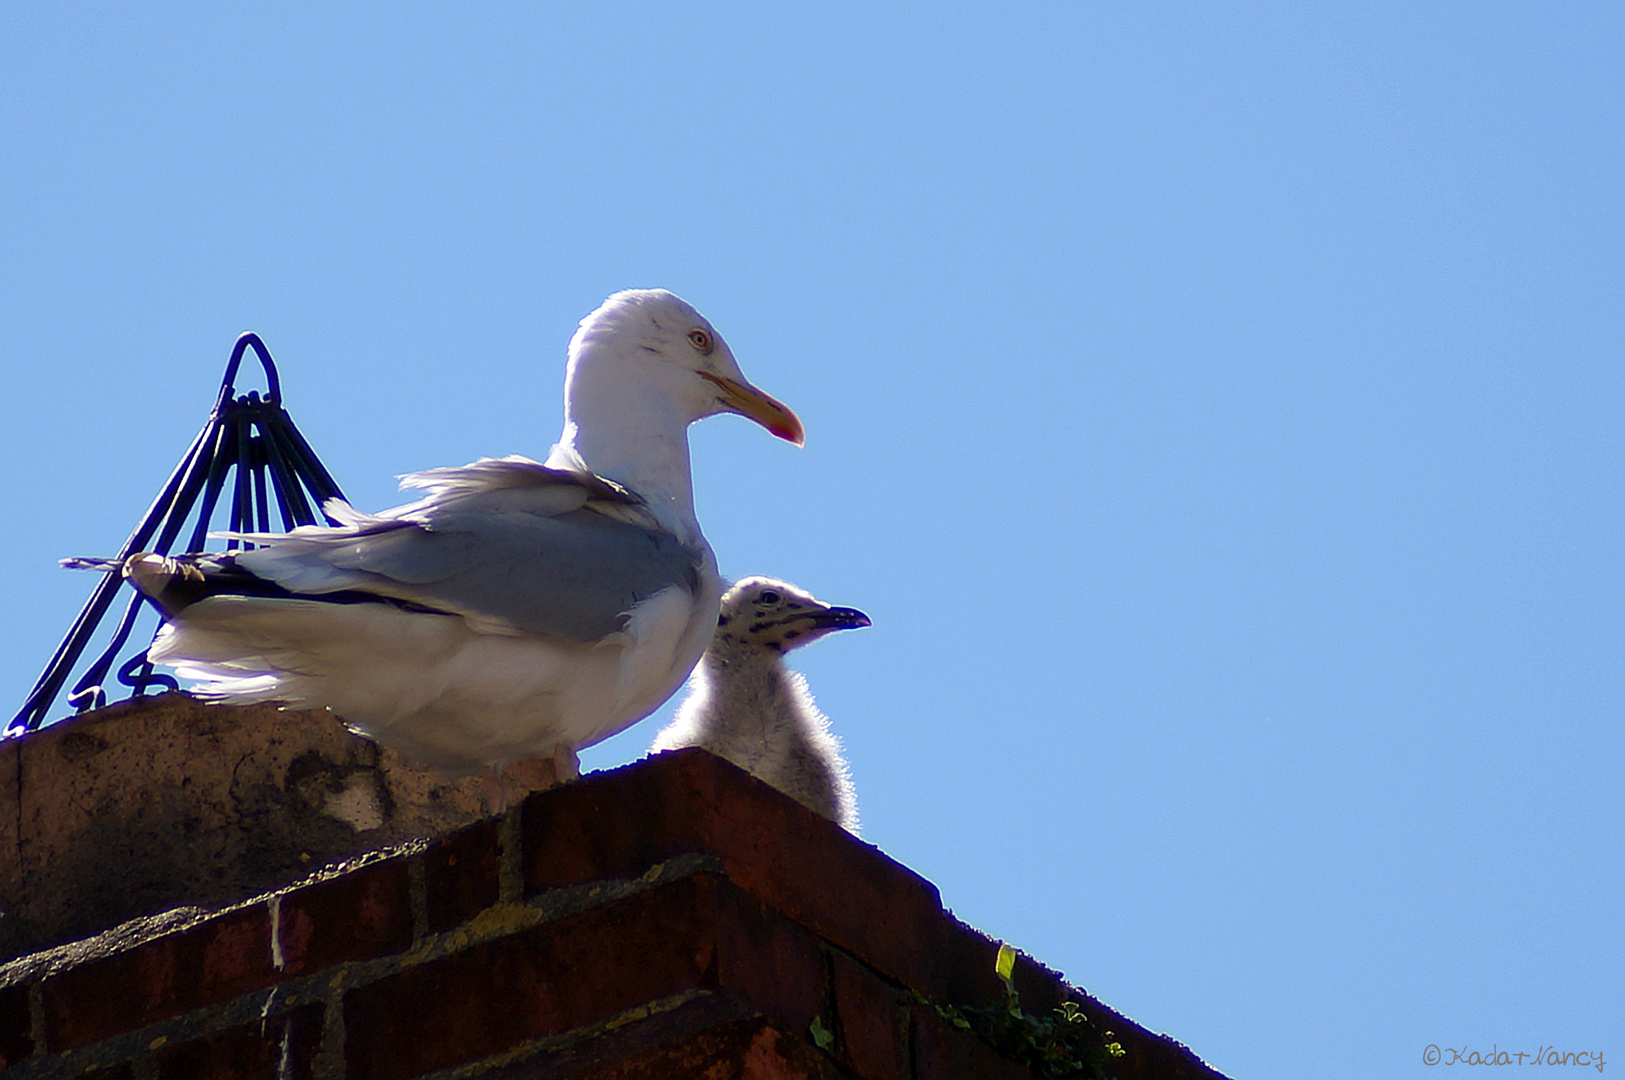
[{"xmin": 564, "ymin": 289, "xmax": 804, "ymax": 446}]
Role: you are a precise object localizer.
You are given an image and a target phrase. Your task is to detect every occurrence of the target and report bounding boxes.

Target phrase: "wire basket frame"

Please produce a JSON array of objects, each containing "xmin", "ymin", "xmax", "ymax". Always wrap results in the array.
[{"xmin": 6, "ymin": 333, "xmax": 345, "ymax": 736}]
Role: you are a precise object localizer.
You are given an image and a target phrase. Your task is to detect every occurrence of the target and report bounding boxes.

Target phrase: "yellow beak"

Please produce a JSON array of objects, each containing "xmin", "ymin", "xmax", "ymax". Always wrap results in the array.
[{"xmin": 697, "ymin": 371, "xmax": 806, "ymax": 446}]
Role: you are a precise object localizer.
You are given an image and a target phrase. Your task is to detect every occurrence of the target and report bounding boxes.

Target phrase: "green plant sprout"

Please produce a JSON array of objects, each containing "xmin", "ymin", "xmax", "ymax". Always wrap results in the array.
[
  {"xmin": 808, "ymin": 943, "xmax": 1126, "ymax": 1079},
  {"xmin": 915, "ymin": 942, "xmax": 1127, "ymax": 1080}
]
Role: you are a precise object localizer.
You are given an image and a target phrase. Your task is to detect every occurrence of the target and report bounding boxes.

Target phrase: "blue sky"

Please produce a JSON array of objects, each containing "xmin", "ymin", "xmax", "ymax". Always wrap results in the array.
[{"xmin": 2, "ymin": 4, "xmax": 1620, "ymax": 1077}]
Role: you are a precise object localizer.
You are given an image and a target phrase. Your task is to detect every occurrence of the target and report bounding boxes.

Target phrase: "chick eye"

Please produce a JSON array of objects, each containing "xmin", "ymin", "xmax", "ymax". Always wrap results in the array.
[
  {"xmin": 758, "ymin": 590, "xmax": 781, "ymax": 606},
  {"xmin": 687, "ymin": 328, "xmax": 714, "ymax": 354}
]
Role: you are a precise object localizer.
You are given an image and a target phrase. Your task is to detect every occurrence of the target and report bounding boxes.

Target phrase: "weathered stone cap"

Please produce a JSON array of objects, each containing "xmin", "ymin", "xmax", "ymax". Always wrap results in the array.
[{"xmin": 0, "ymin": 692, "xmax": 490, "ymax": 962}]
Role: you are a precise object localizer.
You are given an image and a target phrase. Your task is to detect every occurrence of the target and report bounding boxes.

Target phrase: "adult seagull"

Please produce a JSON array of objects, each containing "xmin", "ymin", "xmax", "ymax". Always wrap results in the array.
[{"xmin": 84, "ymin": 290, "xmax": 803, "ymax": 792}]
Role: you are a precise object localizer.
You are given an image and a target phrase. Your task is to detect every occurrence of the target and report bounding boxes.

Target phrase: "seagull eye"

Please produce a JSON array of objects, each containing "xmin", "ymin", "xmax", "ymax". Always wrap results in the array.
[
  {"xmin": 687, "ymin": 328, "xmax": 714, "ymax": 354},
  {"xmin": 758, "ymin": 590, "xmax": 781, "ymax": 606}
]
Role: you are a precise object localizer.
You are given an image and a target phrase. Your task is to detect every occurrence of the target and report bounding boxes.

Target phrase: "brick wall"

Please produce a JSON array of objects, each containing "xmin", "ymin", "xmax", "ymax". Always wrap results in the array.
[{"xmin": 0, "ymin": 746, "xmax": 1230, "ymax": 1079}]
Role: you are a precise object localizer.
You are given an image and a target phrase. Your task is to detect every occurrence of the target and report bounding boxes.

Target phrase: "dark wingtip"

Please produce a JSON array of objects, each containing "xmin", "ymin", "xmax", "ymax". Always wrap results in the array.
[{"xmin": 61, "ymin": 556, "xmax": 122, "ymax": 572}]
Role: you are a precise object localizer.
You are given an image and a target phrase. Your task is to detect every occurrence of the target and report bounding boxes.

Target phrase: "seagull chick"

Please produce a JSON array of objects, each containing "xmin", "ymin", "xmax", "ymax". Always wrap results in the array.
[
  {"xmin": 86, "ymin": 290, "xmax": 803, "ymax": 790},
  {"xmin": 650, "ymin": 576, "xmax": 870, "ymax": 832}
]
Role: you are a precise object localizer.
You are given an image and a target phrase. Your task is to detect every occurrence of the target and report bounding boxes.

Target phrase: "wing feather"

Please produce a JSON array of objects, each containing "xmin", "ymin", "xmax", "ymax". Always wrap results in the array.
[{"xmin": 230, "ymin": 456, "xmax": 702, "ymax": 641}]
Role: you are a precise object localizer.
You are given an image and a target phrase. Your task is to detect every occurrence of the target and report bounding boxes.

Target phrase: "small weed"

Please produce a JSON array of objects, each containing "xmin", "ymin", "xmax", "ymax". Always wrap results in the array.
[{"xmin": 915, "ymin": 943, "xmax": 1126, "ymax": 1080}]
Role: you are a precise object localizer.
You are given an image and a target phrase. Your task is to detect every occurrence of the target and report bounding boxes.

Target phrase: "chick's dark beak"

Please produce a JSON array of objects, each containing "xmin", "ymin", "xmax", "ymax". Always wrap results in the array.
[{"xmin": 806, "ymin": 606, "xmax": 872, "ymax": 633}]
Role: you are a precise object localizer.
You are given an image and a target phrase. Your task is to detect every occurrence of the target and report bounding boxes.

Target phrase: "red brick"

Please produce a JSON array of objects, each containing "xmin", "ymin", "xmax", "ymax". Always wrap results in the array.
[
  {"xmin": 522, "ymin": 750, "xmax": 948, "ymax": 994},
  {"xmin": 154, "ymin": 1004, "xmax": 322, "ymax": 1080},
  {"xmin": 276, "ymin": 858, "xmax": 413, "ymax": 975},
  {"xmin": 1106, "ymin": 1029, "xmax": 1231, "ymax": 1080},
  {"xmin": 572, "ymin": 1018, "xmax": 848, "ymax": 1080},
  {"xmin": 343, "ymin": 873, "xmax": 825, "ymax": 1080},
  {"xmin": 489, "ymin": 1015, "xmax": 851, "ymax": 1080},
  {"xmin": 344, "ymin": 877, "xmax": 715, "ymax": 1080},
  {"xmin": 933, "ymin": 927, "xmax": 1071, "ymax": 1017},
  {"xmin": 424, "ymin": 818, "xmax": 501, "ymax": 933},
  {"xmin": 831, "ymin": 954, "xmax": 905, "ymax": 1080},
  {"xmin": 42, "ymin": 904, "xmax": 274, "ymax": 1051},
  {"xmin": 1009, "ymin": 953, "xmax": 1072, "ymax": 1017},
  {"xmin": 909, "ymin": 1006, "xmax": 1034, "ymax": 1080},
  {"xmin": 466, "ymin": 995, "xmax": 849, "ymax": 1080},
  {"xmin": 932, "ymin": 925, "xmax": 1018, "ymax": 1015},
  {"xmin": 713, "ymin": 882, "xmax": 828, "ymax": 1032},
  {"xmin": 0, "ymin": 982, "xmax": 32, "ymax": 1065},
  {"xmin": 75, "ymin": 1065, "xmax": 134, "ymax": 1080}
]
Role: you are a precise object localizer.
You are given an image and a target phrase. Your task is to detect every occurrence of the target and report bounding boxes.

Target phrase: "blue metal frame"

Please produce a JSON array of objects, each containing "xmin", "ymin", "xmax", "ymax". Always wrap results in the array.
[{"xmin": 5, "ymin": 333, "xmax": 346, "ymax": 736}]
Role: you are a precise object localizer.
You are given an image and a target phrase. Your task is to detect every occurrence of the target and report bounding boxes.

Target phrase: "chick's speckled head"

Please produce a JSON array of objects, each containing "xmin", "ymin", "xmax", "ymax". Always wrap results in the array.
[{"xmin": 717, "ymin": 576, "xmax": 871, "ymax": 654}]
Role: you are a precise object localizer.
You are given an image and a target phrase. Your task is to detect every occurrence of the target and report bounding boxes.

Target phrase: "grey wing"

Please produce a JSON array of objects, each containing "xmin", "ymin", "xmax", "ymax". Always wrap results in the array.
[
  {"xmin": 238, "ymin": 508, "xmax": 701, "ymax": 641},
  {"xmin": 231, "ymin": 459, "xmax": 702, "ymax": 641},
  {"xmin": 368, "ymin": 506, "xmax": 702, "ymax": 639}
]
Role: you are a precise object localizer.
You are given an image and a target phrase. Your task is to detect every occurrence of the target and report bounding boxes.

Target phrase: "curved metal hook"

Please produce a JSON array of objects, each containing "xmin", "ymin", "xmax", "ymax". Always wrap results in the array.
[{"xmin": 215, "ymin": 332, "xmax": 282, "ymax": 410}]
